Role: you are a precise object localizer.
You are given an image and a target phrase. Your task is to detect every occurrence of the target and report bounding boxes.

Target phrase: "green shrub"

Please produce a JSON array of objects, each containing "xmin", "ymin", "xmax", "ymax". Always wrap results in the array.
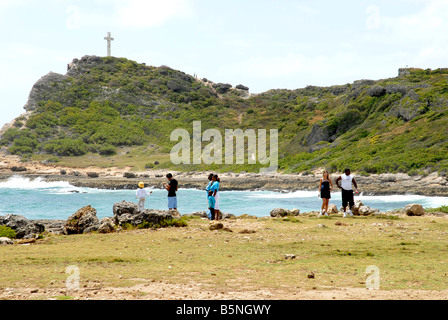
[
  {"xmin": 97, "ymin": 144, "xmax": 117, "ymax": 156},
  {"xmin": 43, "ymin": 139, "xmax": 87, "ymax": 156},
  {"xmin": 0, "ymin": 226, "xmax": 17, "ymax": 239},
  {"xmin": 145, "ymin": 163, "xmax": 155, "ymax": 169},
  {"xmin": 426, "ymin": 206, "xmax": 448, "ymax": 213}
]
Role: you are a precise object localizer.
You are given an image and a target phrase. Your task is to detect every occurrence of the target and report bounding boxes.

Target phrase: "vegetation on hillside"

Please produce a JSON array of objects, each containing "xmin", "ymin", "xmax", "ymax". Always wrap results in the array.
[{"xmin": 1, "ymin": 56, "xmax": 447, "ymax": 175}]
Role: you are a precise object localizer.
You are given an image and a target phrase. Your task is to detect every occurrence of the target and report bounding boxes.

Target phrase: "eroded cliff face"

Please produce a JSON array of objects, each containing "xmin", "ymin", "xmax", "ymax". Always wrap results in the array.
[{"xmin": 24, "ymin": 72, "xmax": 70, "ymax": 112}]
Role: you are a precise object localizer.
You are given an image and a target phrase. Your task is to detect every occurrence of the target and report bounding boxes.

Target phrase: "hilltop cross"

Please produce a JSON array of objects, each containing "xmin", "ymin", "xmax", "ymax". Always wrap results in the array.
[{"xmin": 104, "ymin": 32, "xmax": 114, "ymax": 57}]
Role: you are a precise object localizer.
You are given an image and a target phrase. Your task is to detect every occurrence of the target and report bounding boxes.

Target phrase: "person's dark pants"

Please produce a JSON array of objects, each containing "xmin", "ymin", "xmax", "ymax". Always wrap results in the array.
[
  {"xmin": 210, "ymin": 208, "xmax": 215, "ymax": 220},
  {"xmin": 342, "ymin": 189, "xmax": 355, "ymax": 209}
]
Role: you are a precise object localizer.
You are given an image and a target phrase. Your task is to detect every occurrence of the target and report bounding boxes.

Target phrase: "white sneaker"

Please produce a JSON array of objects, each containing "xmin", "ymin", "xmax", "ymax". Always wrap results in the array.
[
  {"xmin": 324, "ymin": 212, "xmax": 329, "ymax": 217},
  {"xmin": 343, "ymin": 212, "xmax": 347, "ymax": 218},
  {"xmin": 348, "ymin": 210, "xmax": 354, "ymax": 217}
]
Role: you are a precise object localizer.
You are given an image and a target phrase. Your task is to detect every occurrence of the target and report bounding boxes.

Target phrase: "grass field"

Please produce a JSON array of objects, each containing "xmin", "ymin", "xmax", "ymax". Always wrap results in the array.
[
  {"xmin": 31, "ymin": 146, "xmax": 172, "ymax": 171},
  {"xmin": 1, "ymin": 214, "xmax": 448, "ymax": 300}
]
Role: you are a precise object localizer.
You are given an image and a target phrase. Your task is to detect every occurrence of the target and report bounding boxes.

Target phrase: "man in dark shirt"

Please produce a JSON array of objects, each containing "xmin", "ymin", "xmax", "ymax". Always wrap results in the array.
[{"xmin": 163, "ymin": 173, "xmax": 179, "ymax": 210}]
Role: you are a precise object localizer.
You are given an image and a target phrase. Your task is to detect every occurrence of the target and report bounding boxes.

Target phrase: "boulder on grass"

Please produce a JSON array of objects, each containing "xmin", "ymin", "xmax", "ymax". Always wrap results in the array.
[
  {"xmin": 113, "ymin": 201, "xmax": 176, "ymax": 228},
  {"xmin": 405, "ymin": 204, "xmax": 425, "ymax": 216},
  {"xmin": 98, "ymin": 217, "xmax": 116, "ymax": 234},
  {"xmin": 0, "ymin": 237, "xmax": 14, "ymax": 245},
  {"xmin": 328, "ymin": 204, "xmax": 339, "ymax": 214},
  {"xmin": 0, "ymin": 215, "xmax": 44, "ymax": 239},
  {"xmin": 270, "ymin": 208, "xmax": 300, "ymax": 218},
  {"xmin": 64, "ymin": 205, "xmax": 100, "ymax": 235}
]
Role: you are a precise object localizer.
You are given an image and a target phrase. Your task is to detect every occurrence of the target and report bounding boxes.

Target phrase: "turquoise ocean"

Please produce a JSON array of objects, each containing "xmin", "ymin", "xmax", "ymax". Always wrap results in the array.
[{"xmin": 0, "ymin": 176, "xmax": 447, "ymax": 220}]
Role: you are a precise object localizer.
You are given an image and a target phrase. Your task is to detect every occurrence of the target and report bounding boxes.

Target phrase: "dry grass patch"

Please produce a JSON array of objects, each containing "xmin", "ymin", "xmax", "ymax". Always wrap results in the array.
[{"xmin": 1, "ymin": 215, "xmax": 448, "ymax": 299}]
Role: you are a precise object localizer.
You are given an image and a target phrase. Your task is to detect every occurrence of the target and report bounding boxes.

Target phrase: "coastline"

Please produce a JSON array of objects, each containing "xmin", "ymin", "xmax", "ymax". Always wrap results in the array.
[
  {"xmin": 1, "ymin": 171, "xmax": 448, "ymax": 197},
  {"xmin": 0, "ymin": 154, "xmax": 447, "ymax": 196}
]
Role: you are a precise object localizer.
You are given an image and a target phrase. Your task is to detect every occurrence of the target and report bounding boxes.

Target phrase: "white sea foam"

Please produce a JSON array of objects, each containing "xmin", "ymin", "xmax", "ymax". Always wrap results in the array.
[
  {"xmin": 0, "ymin": 176, "xmax": 75, "ymax": 190},
  {"xmin": 0, "ymin": 176, "xmax": 102, "ymax": 194},
  {"xmin": 246, "ymin": 190, "xmax": 316, "ymax": 199},
  {"xmin": 358, "ymin": 194, "xmax": 428, "ymax": 202}
]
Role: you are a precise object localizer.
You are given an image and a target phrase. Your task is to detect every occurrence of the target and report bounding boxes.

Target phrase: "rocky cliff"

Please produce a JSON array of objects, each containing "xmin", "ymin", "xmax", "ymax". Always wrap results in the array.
[{"xmin": 1, "ymin": 56, "xmax": 447, "ymax": 176}]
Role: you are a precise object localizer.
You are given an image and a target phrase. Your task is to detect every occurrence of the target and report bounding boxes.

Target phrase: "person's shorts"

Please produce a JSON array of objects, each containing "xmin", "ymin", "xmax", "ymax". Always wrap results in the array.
[
  {"xmin": 342, "ymin": 189, "xmax": 354, "ymax": 208},
  {"xmin": 168, "ymin": 196, "xmax": 177, "ymax": 209}
]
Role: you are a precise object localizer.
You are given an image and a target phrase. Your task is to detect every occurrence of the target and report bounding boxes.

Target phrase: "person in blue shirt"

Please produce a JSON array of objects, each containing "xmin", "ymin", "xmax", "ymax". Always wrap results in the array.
[
  {"xmin": 205, "ymin": 173, "xmax": 214, "ymax": 220},
  {"xmin": 208, "ymin": 190, "xmax": 216, "ymax": 220},
  {"xmin": 210, "ymin": 175, "xmax": 221, "ymax": 220}
]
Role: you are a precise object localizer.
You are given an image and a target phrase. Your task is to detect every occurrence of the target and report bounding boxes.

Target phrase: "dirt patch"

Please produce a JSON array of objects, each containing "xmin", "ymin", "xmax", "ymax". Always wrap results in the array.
[{"xmin": 2, "ymin": 282, "xmax": 448, "ymax": 300}]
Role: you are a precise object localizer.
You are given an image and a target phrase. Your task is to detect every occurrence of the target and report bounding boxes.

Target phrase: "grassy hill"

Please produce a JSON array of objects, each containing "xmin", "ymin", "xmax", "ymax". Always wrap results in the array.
[{"xmin": 1, "ymin": 56, "xmax": 448, "ymax": 175}]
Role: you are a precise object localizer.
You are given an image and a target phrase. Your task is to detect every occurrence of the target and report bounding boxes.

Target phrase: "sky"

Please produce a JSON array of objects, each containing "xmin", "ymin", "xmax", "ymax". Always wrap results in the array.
[{"xmin": 1, "ymin": 0, "xmax": 448, "ymax": 127}]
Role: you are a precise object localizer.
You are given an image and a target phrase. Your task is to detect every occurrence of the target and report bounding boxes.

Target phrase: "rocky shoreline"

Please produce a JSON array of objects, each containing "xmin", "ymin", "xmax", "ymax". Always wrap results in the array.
[
  {"xmin": 1, "ymin": 170, "xmax": 448, "ymax": 197},
  {"xmin": 1, "ymin": 153, "xmax": 447, "ymax": 196}
]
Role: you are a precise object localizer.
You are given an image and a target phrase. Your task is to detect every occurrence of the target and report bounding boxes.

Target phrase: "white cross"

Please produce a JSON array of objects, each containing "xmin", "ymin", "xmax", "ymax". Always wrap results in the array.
[{"xmin": 104, "ymin": 32, "xmax": 114, "ymax": 57}]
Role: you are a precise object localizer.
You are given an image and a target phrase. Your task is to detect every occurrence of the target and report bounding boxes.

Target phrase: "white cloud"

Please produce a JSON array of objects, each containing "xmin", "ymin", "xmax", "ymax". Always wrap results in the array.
[
  {"xmin": 371, "ymin": 1, "xmax": 448, "ymax": 67},
  {"xmin": 116, "ymin": 0, "xmax": 192, "ymax": 28},
  {"xmin": 295, "ymin": 4, "xmax": 320, "ymax": 16},
  {"xmin": 218, "ymin": 52, "xmax": 363, "ymax": 90},
  {"xmin": 67, "ymin": 0, "xmax": 192, "ymax": 29},
  {"xmin": 0, "ymin": 0, "xmax": 25, "ymax": 13}
]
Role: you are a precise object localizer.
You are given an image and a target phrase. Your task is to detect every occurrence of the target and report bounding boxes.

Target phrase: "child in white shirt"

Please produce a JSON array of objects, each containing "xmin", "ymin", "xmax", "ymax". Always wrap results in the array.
[{"xmin": 136, "ymin": 182, "xmax": 153, "ymax": 212}]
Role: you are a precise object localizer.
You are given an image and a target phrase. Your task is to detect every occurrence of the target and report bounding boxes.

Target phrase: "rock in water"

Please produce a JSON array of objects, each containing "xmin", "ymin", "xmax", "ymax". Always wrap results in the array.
[{"xmin": 64, "ymin": 205, "xmax": 100, "ymax": 235}]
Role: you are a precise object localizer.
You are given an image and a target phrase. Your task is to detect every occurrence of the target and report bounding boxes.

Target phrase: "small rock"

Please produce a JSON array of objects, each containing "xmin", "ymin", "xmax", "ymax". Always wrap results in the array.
[
  {"xmin": 236, "ymin": 84, "xmax": 249, "ymax": 91},
  {"xmin": 328, "ymin": 204, "xmax": 339, "ymax": 214},
  {"xmin": 284, "ymin": 254, "xmax": 296, "ymax": 260},
  {"xmin": 17, "ymin": 238, "xmax": 36, "ymax": 245},
  {"xmin": 97, "ymin": 218, "xmax": 116, "ymax": 234},
  {"xmin": 11, "ymin": 166, "xmax": 27, "ymax": 172},
  {"xmin": 123, "ymin": 172, "xmax": 137, "ymax": 179},
  {"xmin": 209, "ymin": 223, "xmax": 224, "ymax": 231},
  {"xmin": 270, "ymin": 208, "xmax": 289, "ymax": 218},
  {"xmin": 307, "ymin": 272, "xmax": 315, "ymax": 279},
  {"xmin": 270, "ymin": 208, "xmax": 300, "ymax": 218},
  {"xmin": 405, "ymin": 204, "xmax": 425, "ymax": 216},
  {"xmin": 239, "ymin": 229, "xmax": 256, "ymax": 234},
  {"xmin": 87, "ymin": 172, "xmax": 99, "ymax": 178},
  {"xmin": 0, "ymin": 237, "xmax": 14, "ymax": 245}
]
